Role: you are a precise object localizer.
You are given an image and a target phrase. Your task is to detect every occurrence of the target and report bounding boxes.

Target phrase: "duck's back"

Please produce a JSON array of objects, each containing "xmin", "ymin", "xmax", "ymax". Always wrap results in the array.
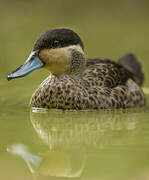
[{"xmin": 83, "ymin": 58, "xmax": 133, "ymax": 88}]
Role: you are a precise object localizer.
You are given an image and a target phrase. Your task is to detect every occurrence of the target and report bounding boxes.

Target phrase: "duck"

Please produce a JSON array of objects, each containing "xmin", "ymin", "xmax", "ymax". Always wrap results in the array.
[{"xmin": 7, "ymin": 28, "xmax": 146, "ymax": 110}]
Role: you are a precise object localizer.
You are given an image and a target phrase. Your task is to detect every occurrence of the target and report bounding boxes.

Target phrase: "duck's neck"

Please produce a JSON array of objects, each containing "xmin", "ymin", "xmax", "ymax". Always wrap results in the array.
[{"xmin": 68, "ymin": 45, "xmax": 86, "ymax": 76}]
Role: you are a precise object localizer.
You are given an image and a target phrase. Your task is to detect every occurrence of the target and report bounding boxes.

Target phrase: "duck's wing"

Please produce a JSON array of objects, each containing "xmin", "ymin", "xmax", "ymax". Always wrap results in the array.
[
  {"xmin": 84, "ymin": 58, "xmax": 134, "ymax": 88},
  {"xmin": 86, "ymin": 53, "xmax": 144, "ymax": 87}
]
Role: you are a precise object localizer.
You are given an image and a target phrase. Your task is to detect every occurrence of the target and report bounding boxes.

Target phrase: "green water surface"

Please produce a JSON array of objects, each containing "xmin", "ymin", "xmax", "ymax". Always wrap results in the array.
[{"xmin": 1, "ymin": 78, "xmax": 149, "ymax": 180}]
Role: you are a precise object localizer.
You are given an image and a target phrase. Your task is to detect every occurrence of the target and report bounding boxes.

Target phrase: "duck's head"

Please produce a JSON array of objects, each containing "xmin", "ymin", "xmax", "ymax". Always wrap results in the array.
[{"xmin": 7, "ymin": 28, "xmax": 85, "ymax": 80}]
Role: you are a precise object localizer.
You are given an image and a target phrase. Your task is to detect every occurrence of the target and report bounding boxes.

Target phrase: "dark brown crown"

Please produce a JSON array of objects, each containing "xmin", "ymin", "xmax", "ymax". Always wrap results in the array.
[{"xmin": 33, "ymin": 28, "xmax": 84, "ymax": 51}]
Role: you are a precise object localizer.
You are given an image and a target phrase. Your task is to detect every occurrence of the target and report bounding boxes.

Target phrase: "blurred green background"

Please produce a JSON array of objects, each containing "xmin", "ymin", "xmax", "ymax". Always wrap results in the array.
[
  {"xmin": 1, "ymin": 1, "xmax": 149, "ymax": 180},
  {"xmin": 1, "ymin": 0, "xmax": 149, "ymax": 86}
]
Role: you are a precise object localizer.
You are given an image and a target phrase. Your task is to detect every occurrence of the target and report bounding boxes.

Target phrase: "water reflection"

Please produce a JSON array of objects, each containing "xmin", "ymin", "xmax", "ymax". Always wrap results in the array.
[
  {"xmin": 7, "ymin": 107, "xmax": 149, "ymax": 180},
  {"xmin": 7, "ymin": 143, "xmax": 85, "ymax": 178},
  {"xmin": 7, "ymin": 144, "xmax": 42, "ymax": 175},
  {"xmin": 30, "ymin": 109, "xmax": 141, "ymax": 150}
]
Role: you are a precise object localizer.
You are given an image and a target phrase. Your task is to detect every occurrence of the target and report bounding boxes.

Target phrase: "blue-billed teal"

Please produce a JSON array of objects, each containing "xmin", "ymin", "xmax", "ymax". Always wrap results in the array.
[{"xmin": 7, "ymin": 28, "xmax": 145, "ymax": 110}]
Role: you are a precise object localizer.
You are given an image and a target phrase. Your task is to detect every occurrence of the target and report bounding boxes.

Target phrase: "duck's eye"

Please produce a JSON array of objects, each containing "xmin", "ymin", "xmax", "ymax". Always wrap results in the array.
[{"xmin": 52, "ymin": 40, "xmax": 60, "ymax": 47}]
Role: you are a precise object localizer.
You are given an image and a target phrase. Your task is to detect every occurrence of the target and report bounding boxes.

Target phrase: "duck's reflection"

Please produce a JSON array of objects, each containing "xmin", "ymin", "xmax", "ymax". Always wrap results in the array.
[
  {"xmin": 7, "ymin": 144, "xmax": 42, "ymax": 175},
  {"xmin": 7, "ymin": 108, "xmax": 144, "ymax": 179},
  {"xmin": 31, "ymin": 108, "xmax": 141, "ymax": 150},
  {"xmin": 7, "ymin": 143, "xmax": 85, "ymax": 178}
]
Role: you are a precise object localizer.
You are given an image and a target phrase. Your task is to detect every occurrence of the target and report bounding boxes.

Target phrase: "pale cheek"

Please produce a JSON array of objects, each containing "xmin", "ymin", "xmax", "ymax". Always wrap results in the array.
[
  {"xmin": 39, "ymin": 49, "xmax": 70, "ymax": 75},
  {"xmin": 39, "ymin": 51, "xmax": 49, "ymax": 64},
  {"xmin": 39, "ymin": 50, "xmax": 65, "ymax": 64}
]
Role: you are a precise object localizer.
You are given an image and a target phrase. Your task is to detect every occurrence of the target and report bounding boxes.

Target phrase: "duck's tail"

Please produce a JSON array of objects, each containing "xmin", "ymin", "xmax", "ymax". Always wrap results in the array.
[{"xmin": 118, "ymin": 53, "xmax": 144, "ymax": 86}]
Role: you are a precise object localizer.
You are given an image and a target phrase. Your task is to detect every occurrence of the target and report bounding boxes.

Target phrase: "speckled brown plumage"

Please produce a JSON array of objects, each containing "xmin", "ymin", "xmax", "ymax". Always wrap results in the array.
[{"xmin": 30, "ymin": 57, "xmax": 145, "ymax": 110}]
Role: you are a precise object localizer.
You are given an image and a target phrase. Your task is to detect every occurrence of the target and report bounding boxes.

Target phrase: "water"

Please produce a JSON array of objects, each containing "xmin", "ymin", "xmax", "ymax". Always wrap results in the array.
[
  {"xmin": 1, "ymin": 77, "xmax": 149, "ymax": 180},
  {"xmin": 1, "ymin": 1, "xmax": 149, "ymax": 179}
]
